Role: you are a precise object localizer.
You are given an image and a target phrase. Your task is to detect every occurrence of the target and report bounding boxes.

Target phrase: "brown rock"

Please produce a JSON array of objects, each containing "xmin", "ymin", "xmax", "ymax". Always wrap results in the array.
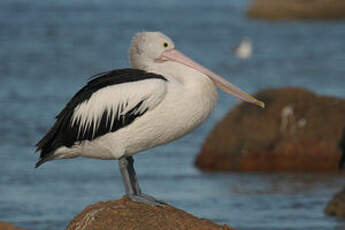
[
  {"xmin": 0, "ymin": 222, "xmax": 25, "ymax": 230},
  {"xmin": 246, "ymin": 0, "xmax": 345, "ymax": 20},
  {"xmin": 325, "ymin": 187, "xmax": 345, "ymax": 218},
  {"xmin": 67, "ymin": 197, "xmax": 233, "ymax": 230},
  {"xmin": 196, "ymin": 87, "xmax": 345, "ymax": 172}
]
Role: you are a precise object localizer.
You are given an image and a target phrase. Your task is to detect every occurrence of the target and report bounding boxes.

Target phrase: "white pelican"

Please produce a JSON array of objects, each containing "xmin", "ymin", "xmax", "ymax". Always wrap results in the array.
[
  {"xmin": 36, "ymin": 32, "xmax": 264, "ymax": 205},
  {"xmin": 233, "ymin": 37, "xmax": 252, "ymax": 59}
]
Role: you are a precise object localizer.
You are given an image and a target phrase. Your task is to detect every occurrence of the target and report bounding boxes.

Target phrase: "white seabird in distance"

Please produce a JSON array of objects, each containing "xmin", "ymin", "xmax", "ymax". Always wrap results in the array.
[
  {"xmin": 36, "ymin": 32, "xmax": 264, "ymax": 205},
  {"xmin": 233, "ymin": 37, "xmax": 252, "ymax": 59}
]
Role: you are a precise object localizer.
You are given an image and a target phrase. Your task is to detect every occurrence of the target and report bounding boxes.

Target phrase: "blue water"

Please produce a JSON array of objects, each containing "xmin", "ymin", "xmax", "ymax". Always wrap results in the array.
[{"xmin": 1, "ymin": 0, "xmax": 345, "ymax": 229}]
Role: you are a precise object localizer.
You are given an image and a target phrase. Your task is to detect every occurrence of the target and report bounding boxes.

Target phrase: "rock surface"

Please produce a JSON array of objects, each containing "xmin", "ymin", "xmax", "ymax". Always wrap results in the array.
[
  {"xmin": 325, "ymin": 187, "xmax": 345, "ymax": 218},
  {"xmin": 247, "ymin": 0, "xmax": 345, "ymax": 20},
  {"xmin": 67, "ymin": 196, "xmax": 233, "ymax": 230},
  {"xmin": 0, "ymin": 222, "xmax": 25, "ymax": 230},
  {"xmin": 196, "ymin": 87, "xmax": 345, "ymax": 172}
]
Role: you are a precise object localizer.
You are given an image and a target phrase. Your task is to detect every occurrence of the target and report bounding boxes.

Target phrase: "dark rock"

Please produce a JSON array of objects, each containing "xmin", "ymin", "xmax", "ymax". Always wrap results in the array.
[
  {"xmin": 67, "ymin": 196, "xmax": 233, "ymax": 230},
  {"xmin": 196, "ymin": 87, "xmax": 345, "ymax": 172},
  {"xmin": 325, "ymin": 187, "xmax": 345, "ymax": 218},
  {"xmin": 247, "ymin": 0, "xmax": 345, "ymax": 21}
]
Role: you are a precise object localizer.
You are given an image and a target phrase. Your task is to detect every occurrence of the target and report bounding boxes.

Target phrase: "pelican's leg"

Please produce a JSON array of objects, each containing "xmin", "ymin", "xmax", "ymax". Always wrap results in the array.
[
  {"xmin": 118, "ymin": 156, "xmax": 166, "ymax": 206},
  {"xmin": 118, "ymin": 157, "xmax": 135, "ymax": 196},
  {"xmin": 126, "ymin": 156, "xmax": 142, "ymax": 194}
]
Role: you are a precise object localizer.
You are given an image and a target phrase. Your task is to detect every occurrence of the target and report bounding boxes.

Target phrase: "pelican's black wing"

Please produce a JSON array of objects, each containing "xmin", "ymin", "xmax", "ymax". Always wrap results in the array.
[{"xmin": 35, "ymin": 68, "xmax": 167, "ymax": 167}]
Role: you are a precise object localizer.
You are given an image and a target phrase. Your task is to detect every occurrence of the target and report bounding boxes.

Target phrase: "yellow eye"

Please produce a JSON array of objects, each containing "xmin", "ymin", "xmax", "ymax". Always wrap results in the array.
[{"xmin": 163, "ymin": 42, "xmax": 168, "ymax": 48}]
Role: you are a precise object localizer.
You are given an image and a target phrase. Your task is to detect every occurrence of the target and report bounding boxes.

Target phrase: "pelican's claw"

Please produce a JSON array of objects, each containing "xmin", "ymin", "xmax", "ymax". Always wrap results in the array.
[{"xmin": 127, "ymin": 194, "xmax": 167, "ymax": 207}]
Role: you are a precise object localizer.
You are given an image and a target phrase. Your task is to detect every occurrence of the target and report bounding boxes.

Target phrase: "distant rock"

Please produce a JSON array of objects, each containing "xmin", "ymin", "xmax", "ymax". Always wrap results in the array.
[
  {"xmin": 247, "ymin": 0, "xmax": 345, "ymax": 20},
  {"xmin": 325, "ymin": 187, "xmax": 345, "ymax": 218},
  {"xmin": 196, "ymin": 87, "xmax": 345, "ymax": 172},
  {"xmin": 67, "ymin": 196, "xmax": 233, "ymax": 230},
  {"xmin": 0, "ymin": 222, "xmax": 25, "ymax": 230}
]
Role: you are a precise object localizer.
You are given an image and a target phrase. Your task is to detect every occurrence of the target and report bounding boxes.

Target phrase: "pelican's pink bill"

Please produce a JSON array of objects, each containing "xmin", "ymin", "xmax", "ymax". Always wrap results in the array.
[{"xmin": 157, "ymin": 49, "xmax": 265, "ymax": 108}]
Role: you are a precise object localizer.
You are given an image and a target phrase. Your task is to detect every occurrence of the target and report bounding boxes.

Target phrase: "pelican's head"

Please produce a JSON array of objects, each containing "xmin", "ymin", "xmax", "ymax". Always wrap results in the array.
[
  {"xmin": 130, "ymin": 32, "xmax": 264, "ymax": 108},
  {"xmin": 130, "ymin": 32, "xmax": 175, "ymax": 69}
]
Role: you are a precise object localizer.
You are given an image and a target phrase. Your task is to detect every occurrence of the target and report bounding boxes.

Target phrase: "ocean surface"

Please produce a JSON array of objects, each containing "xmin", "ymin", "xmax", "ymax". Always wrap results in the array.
[{"xmin": 1, "ymin": 0, "xmax": 345, "ymax": 229}]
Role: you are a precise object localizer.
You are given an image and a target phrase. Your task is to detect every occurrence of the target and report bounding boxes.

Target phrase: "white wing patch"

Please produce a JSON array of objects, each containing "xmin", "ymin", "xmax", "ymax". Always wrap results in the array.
[{"xmin": 71, "ymin": 79, "xmax": 167, "ymax": 139}]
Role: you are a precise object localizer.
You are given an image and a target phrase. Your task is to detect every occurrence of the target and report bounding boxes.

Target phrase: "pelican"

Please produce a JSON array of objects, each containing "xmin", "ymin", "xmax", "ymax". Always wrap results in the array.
[{"xmin": 36, "ymin": 32, "xmax": 264, "ymax": 205}]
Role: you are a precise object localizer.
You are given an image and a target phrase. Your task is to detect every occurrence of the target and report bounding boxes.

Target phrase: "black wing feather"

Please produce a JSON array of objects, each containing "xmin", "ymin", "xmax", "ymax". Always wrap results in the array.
[{"xmin": 36, "ymin": 68, "xmax": 166, "ymax": 167}]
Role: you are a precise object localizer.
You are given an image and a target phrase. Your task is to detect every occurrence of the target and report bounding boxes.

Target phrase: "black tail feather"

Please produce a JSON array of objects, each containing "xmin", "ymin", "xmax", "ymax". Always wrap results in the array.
[
  {"xmin": 35, "ymin": 157, "xmax": 52, "ymax": 168},
  {"xmin": 35, "ymin": 109, "xmax": 70, "ymax": 166},
  {"xmin": 35, "ymin": 126, "xmax": 61, "ymax": 168}
]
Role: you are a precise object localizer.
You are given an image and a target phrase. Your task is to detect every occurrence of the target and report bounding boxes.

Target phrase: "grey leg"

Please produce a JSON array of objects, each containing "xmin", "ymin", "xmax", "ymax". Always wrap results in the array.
[
  {"xmin": 126, "ymin": 156, "xmax": 142, "ymax": 194},
  {"xmin": 118, "ymin": 157, "xmax": 135, "ymax": 195},
  {"xmin": 118, "ymin": 156, "xmax": 167, "ymax": 206}
]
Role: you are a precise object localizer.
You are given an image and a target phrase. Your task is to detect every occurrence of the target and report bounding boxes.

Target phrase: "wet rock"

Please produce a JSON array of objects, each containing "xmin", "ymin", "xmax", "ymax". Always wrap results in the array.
[
  {"xmin": 196, "ymin": 87, "xmax": 345, "ymax": 172},
  {"xmin": 325, "ymin": 187, "xmax": 345, "ymax": 218},
  {"xmin": 247, "ymin": 0, "xmax": 345, "ymax": 20},
  {"xmin": 67, "ymin": 196, "xmax": 233, "ymax": 230},
  {"xmin": 0, "ymin": 222, "xmax": 25, "ymax": 230}
]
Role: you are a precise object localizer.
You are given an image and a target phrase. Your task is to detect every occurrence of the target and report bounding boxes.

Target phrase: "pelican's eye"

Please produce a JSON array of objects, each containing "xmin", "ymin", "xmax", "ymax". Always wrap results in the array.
[{"xmin": 163, "ymin": 42, "xmax": 169, "ymax": 48}]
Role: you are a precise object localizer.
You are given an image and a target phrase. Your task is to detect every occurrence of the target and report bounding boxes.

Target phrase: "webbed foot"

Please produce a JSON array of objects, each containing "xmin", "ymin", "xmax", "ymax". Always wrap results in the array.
[{"xmin": 127, "ymin": 194, "xmax": 167, "ymax": 206}]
